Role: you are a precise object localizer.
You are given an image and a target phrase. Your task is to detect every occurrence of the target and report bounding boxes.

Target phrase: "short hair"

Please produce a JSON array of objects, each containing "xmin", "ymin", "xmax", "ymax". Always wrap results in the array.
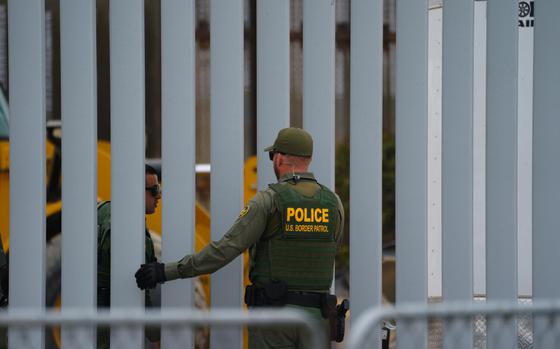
[
  {"xmin": 283, "ymin": 154, "xmax": 312, "ymax": 167},
  {"xmin": 145, "ymin": 164, "xmax": 159, "ymax": 179}
]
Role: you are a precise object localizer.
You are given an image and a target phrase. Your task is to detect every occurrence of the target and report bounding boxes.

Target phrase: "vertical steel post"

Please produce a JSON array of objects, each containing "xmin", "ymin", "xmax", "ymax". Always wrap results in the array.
[
  {"xmin": 109, "ymin": 0, "xmax": 145, "ymax": 347},
  {"xmin": 472, "ymin": 0, "xmax": 487, "ymax": 298},
  {"xmin": 303, "ymin": 0, "xmax": 335, "ymax": 190},
  {"xmin": 60, "ymin": 0, "xmax": 97, "ymax": 347},
  {"xmin": 516, "ymin": 0, "xmax": 534, "ymax": 299},
  {"xmin": 161, "ymin": 1, "xmax": 196, "ymax": 348},
  {"xmin": 485, "ymin": 0, "xmax": 518, "ymax": 348},
  {"xmin": 349, "ymin": 0, "xmax": 383, "ymax": 347},
  {"xmin": 427, "ymin": 5, "xmax": 442, "ymax": 301},
  {"xmin": 533, "ymin": 0, "xmax": 560, "ymax": 348},
  {"xmin": 257, "ymin": 0, "xmax": 290, "ymax": 189},
  {"xmin": 210, "ymin": 0, "xmax": 244, "ymax": 348},
  {"xmin": 8, "ymin": 0, "xmax": 46, "ymax": 347},
  {"xmin": 441, "ymin": 0, "xmax": 474, "ymax": 348},
  {"xmin": 395, "ymin": 0, "xmax": 428, "ymax": 347}
]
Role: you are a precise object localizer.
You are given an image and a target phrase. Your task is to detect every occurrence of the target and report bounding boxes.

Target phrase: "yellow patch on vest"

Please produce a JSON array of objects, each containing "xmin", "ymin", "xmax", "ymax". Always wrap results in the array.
[
  {"xmin": 284, "ymin": 207, "xmax": 331, "ymax": 234},
  {"xmin": 238, "ymin": 206, "xmax": 250, "ymax": 218},
  {"xmin": 286, "ymin": 207, "xmax": 329, "ymax": 223}
]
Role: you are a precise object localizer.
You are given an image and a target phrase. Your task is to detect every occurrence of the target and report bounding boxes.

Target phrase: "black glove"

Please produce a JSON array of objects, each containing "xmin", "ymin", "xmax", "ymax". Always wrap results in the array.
[
  {"xmin": 135, "ymin": 262, "xmax": 166, "ymax": 290},
  {"xmin": 0, "ymin": 264, "xmax": 8, "ymax": 300}
]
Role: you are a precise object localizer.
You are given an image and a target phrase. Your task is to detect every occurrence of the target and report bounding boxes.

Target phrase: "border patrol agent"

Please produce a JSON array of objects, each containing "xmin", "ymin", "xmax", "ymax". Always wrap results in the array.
[
  {"xmin": 98, "ymin": 165, "xmax": 161, "ymax": 348},
  {"xmin": 135, "ymin": 128, "xmax": 347, "ymax": 348}
]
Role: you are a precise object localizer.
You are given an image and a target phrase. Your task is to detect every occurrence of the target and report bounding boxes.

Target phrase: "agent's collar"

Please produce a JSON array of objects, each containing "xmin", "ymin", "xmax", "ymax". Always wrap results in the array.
[{"xmin": 278, "ymin": 172, "xmax": 316, "ymax": 183}]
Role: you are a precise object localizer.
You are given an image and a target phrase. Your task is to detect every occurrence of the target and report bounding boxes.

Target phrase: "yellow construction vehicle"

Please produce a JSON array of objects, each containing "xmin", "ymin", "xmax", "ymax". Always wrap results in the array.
[{"xmin": 0, "ymin": 88, "xmax": 258, "ymax": 347}]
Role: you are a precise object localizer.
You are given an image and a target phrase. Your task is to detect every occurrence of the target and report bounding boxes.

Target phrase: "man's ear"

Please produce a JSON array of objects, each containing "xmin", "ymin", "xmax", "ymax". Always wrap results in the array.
[{"xmin": 275, "ymin": 153, "xmax": 283, "ymax": 167}]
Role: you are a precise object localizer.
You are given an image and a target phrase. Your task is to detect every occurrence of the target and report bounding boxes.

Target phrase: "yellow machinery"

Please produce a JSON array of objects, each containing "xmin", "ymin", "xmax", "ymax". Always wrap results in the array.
[{"xmin": 0, "ymin": 90, "xmax": 259, "ymax": 347}]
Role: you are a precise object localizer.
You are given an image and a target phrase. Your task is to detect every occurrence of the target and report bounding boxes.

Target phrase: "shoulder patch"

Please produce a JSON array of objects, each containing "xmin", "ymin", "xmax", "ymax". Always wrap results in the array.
[{"xmin": 238, "ymin": 206, "xmax": 250, "ymax": 218}]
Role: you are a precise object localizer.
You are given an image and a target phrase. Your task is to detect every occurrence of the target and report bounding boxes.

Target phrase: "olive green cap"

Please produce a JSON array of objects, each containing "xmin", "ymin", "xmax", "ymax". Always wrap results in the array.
[{"xmin": 264, "ymin": 127, "xmax": 313, "ymax": 157}]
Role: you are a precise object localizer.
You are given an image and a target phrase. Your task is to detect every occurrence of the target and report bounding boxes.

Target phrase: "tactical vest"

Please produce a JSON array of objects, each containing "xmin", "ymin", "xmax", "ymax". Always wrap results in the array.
[
  {"xmin": 252, "ymin": 182, "xmax": 339, "ymax": 291},
  {"xmin": 97, "ymin": 201, "xmax": 156, "ymax": 307}
]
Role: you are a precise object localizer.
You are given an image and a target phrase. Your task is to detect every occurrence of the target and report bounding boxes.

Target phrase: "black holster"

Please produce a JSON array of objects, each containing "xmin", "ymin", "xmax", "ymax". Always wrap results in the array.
[{"xmin": 329, "ymin": 298, "xmax": 349, "ymax": 343}]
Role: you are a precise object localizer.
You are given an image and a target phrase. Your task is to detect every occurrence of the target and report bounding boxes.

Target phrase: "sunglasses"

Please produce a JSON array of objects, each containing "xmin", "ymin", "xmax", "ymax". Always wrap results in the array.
[
  {"xmin": 145, "ymin": 184, "xmax": 161, "ymax": 197},
  {"xmin": 268, "ymin": 151, "xmax": 285, "ymax": 161}
]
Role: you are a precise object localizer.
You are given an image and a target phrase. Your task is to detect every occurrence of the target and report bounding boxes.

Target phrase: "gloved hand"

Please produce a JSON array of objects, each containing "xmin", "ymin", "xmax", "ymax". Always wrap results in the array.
[
  {"xmin": 0, "ymin": 264, "xmax": 8, "ymax": 300},
  {"xmin": 135, "ymin": 262, "xmax": 166, "ymax": 290}
]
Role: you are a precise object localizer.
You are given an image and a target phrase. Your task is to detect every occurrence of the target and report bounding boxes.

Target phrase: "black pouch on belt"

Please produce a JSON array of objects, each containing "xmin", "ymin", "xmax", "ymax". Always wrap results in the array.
[
  {"xmin": 245, "ymin": 281, "xmax": 288, "ymax": 307},
  {"xmin": 263, "ymin": 280, "xmax": 288, "ymax": 306}
]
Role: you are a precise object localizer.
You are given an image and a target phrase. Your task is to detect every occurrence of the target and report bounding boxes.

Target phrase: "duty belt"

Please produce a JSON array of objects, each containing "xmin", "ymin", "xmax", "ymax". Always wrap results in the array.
[
  {"xmin": 245, "ymin": 283, "xmax": 350, "ymax": 343},
  {"xmin": 285, "ymin": 291, "xmax": 324, "ymax": 308},
  {"xmin": 244, "ymin": 284, "xmax": 326, "ymax": 308}
]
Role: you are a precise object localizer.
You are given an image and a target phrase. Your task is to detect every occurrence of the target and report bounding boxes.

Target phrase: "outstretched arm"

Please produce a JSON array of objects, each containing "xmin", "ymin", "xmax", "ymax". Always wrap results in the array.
[{"xmin": 135, "ymin": 191, "xmax": 272, "ymax": 290}]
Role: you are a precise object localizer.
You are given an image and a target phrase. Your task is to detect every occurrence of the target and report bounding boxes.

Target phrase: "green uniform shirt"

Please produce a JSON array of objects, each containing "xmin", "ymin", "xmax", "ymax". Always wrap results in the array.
[
  {"xmin": 164, "ymin": 172, "xmax": 345, "ymax": 282},
  {"xmin": 97, "ymin": 201, "xmax": 160, "ymax": 344},
  {"xmin": 97, "ymin": 201, "xmax": 157, "ymax": 308}
]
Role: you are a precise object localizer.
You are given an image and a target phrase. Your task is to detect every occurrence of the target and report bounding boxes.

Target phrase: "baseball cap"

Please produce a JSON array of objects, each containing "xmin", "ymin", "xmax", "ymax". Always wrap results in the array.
[{"xmin": 264, "ymin": 127, "xmax": 313, "ymax": 157}]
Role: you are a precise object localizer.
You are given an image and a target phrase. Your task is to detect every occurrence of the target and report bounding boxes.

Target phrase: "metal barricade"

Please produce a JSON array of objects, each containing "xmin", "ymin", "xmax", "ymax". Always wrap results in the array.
[
  {"xmin": 0, "ymin": 308, "xmax": 326, "ymax": 349},
  {"xmin": 349, "ymin": 299, "xmax": 560, "ymax": 349}
]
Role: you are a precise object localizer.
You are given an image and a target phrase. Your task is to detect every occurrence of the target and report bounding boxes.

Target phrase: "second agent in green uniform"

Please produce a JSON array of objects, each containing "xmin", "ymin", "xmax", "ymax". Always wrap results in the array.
[
  {"xmin": 98, "ymin": 165, "xmax": 161, "ymax": 348},
  {"xmin": 135, "ymin": 128, "xmax": 345, "ymax": 349}
]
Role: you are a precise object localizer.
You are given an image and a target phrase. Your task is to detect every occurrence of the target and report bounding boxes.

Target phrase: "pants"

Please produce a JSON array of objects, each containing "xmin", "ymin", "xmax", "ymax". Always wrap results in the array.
[
  {"xmin": 97, "ymin": 328, "xmax": 110, "ymax": 349},
  {"xmin": 248, "ymin": 305, "xmax": 328, "ymax": 349}
]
